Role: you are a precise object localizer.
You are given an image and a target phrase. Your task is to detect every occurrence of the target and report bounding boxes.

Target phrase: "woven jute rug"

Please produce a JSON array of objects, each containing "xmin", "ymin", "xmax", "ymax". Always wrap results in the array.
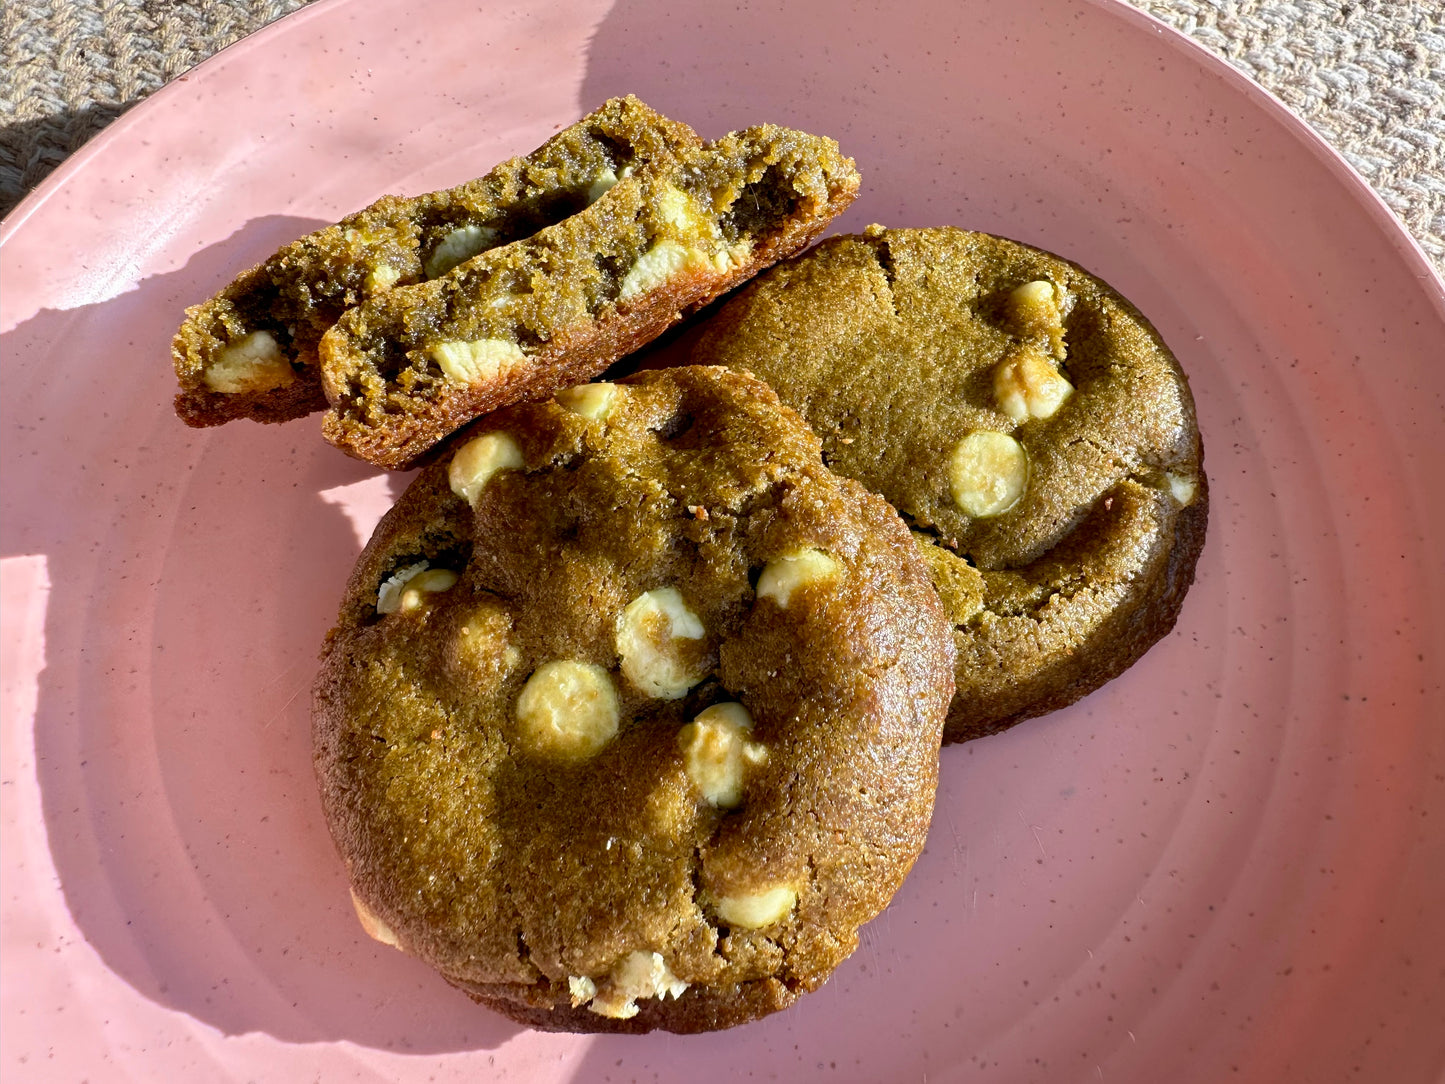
[{"xmin": 1, "ymin": 0, "xmax": 1441, "ymax": 270}]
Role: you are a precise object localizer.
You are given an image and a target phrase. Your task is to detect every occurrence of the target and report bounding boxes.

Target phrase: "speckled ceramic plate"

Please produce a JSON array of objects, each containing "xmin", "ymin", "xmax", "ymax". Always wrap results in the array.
[{"xmin": 3, "ymin": 0, "xmax": 1443, "ymax": 1080}]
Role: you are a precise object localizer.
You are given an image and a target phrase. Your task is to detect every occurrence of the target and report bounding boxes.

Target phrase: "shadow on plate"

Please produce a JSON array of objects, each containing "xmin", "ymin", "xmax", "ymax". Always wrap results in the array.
[{"xmin": 1, "ymin": 213, "xmax": 523, "ymax": 1052}]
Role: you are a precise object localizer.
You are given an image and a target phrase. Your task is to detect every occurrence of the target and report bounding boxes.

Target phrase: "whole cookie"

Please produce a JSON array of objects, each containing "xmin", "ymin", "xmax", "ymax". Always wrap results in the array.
[
  {"xmin": 687, "ymin": 226, "xmax": 1207, "ymax": 742},
  {"xmin": 313, "ymin": 366, "xmax": 954, "ymax": 1032}
]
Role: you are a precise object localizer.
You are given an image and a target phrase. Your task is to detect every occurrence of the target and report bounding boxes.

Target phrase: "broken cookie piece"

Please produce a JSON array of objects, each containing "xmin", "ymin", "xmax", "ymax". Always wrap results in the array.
[
  {"xmin": 316, "ymin": 125, "xmax": 860, "ymax": 468},
  {"xmin": 171, "ymin": 95, "xmax": 700, "ymax": 428}
]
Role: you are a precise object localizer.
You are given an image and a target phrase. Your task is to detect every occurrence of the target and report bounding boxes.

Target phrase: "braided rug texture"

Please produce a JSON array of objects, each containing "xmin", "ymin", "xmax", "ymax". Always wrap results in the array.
[{"xmin": 1, "ymin": 0, "xmax": 1441, "ymax": 270}]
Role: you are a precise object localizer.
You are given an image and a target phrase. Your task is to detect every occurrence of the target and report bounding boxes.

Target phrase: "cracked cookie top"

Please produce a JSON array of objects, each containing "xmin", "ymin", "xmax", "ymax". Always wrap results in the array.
[
  {"xmin": 312, "ymin": 366, "xmax": 954, "ymax": 1032},
  {"xmin": 686, "ymin": 227, "xmax": 1207, "ymax": 741}
]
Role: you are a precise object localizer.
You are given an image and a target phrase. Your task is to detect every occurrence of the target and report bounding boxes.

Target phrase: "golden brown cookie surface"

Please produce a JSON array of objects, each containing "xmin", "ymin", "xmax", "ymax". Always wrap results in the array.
[
  {"xmin": 312, "ymin": 366, "xmax": 953, "ymax": 1032},
  {"xmin": 686, "ymin": 227, "xmax": 1207, "ymax": 741}
]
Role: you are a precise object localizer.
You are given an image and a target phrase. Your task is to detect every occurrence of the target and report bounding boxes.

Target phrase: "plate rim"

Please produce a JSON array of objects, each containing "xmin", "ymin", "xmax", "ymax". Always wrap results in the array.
[{"xmin": 2, "ymin": 0, "xmax": 1442, "ymax": 310}]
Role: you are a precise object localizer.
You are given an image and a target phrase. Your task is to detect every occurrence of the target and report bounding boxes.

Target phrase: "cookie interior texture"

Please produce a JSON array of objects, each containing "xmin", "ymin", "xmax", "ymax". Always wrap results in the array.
[
  {"xmin": 172, "ymin": 95, "xmax": 700, "ymax": 427},
  {"xmin": 317, "ymin": 124, "xmax": 860, "ymax": 469},
  {"xmin": 313, "ymin": 367, "xmax": 954, "ymax": 1033},
  {"xmin": 685, "ymin": 226, "xmax": 1207, "ymax": 742}
]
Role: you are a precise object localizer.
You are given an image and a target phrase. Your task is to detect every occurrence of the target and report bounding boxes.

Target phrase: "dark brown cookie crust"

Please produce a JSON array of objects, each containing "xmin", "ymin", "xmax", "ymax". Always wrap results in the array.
[
  {"xmin": 313, "ymin": 366, "xmax": 953, "ymax": 1032},
  {"xmin": 686, "ymin": 227, "xmax": 1208, "ymax": 742}
]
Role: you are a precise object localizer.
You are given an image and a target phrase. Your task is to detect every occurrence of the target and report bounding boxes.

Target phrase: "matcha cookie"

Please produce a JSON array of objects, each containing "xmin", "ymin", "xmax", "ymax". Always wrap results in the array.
[
  {"xmin": 312, "ymin": 366, "xmax": 953, "ymax": 1032},
  {"xmin": 686, "ymin": 226, "xmax": 1207, "ymax": 742},
  {"xmin": 318, "ymin": 125, "xmax": 860, "ymax": 469},
  {"xmin": 173, "ymin": 96, "xmax": 699, "ymax": 427}
]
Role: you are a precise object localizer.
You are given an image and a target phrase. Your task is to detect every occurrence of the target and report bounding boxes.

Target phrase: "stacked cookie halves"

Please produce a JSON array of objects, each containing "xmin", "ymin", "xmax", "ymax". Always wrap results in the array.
[{"xmin": 175, "ymin": 98, "xmax": 1205, "ymax": 1032}]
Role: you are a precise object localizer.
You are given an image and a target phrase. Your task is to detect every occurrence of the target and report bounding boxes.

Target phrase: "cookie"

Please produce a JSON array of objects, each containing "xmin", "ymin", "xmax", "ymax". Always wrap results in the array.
[
  {"xmin": 172, "ymin": 96, "xmax": 700, "ymax": 427},
  {"xmin": 312, "ymin": 366, "xmax": 954, "ymax": 1032},
  {"xmin": 685, "ymin": 226, "xmax": 1207, "ymax": 742},
  {"xmin": 317, "ymin": 123, "xmax": 860, "ymax": 469}
]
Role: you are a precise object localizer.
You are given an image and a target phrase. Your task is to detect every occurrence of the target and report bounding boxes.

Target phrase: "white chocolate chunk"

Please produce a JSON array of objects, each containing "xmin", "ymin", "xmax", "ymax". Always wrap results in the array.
[
  {"xmin": 204, "ymin": 330, "xmax": 295, "ymax": 393},
  {"xmin": 592, "ymin": 992, "xmax": 637, "ymax": 1019},
  {"xmin": 398, "ymin": 569, "xmax": 459, "ymax": 613},
  {"xmin": 587, "ymin": 168, "xmax": 620, "ymax": 204},
  {"xmin": 616, "ymin": 950, "xmax": 689, "ymax": 1000},
  {"xmin": 1006, "ymin": 279, "xmax": 1070, "ymax": 359},
  {"xmin": 568, "ymin": 975, "xmax": 598, "ymax": 1007},
  {"xmin": 619, "ymin": 238, "xmax": 707, "ymax": 300},
  {"xmin": 714, "ymin": 885, "xmax": 798, "ymax": 929},
  {"xmin": 430, "ymin": 338, "xmax": 528, "ymax": 385},
  {"xmin": 1006, "ymin": 280, "xmax": 1061, "ymax": 327},
  {"xmin": 1166, "ymin": 472, "xmax": 1198, "ymax": 506},
  {"xmin": 349, "ymin": 888, "xmax": 401, "ymax": 949},
  {"xmin": 377, "ymin": 561, "xmax": 458, "ymax": 614},
  {"xmin": 555, "ymin": 382, "xmax": 620, "ymax": 421},
  {"xmin": 364, "ymin": 262, "xmax": 401, "ymax": 293},
  {"xmin": 586, "ymin": 164, "xmax": 633, "ymax": 204},
  {"xmin": 515, "ymin": 660, "xmax": 619, "ymax": 758},
  {"xmin": 756, "ymin": 548, "xmax": 840, "ymax": 608},
  {"xmin": 424, "ymin": 224, "xmax": 500, "ymax": 279},
  {"xmin": 655, "ymin": 183, "xmax": 711, "ymax": 234},
  {"xmin": 948, "ymin": 431, "xmax": 1029, "ymax": 517},
  {"xmin": 377, "ymin": 561, "xmax": 430, "ymax": 613},
  {"xmin": 616, "ymin": 588, "xmax": 706, "ymax": 700},
  {"xmin": 448, "ymin": 431, "xmax": 523, "ymax": 507},
  {"xmin": 711, "ymin": 241, "xmax": 752, "ymax": 273},
  {"xmin": 993, "ymin": 344, "xmax": 1074, "ymax": 423},
  {"xmin": 586, "ymin": 951, "xmax": 689, "ymax": 1019},
  {"xmin": 677, "ymin": 702, "xmax": 768, "ymax": 808}
]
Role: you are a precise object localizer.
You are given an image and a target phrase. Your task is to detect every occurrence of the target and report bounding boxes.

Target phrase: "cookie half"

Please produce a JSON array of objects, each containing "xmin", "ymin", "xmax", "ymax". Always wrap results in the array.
[
  {"xmin": 173, "ymin": 96, "xmax": 700, "ymax": 427},
  {"xmin": 312, "ymin": 366, "xmax": 953, "ymax": 1032},
  {"xmin": 686, "ymin": 226, "xmax": 1207, "ymax": 742},
  {"xmin": 317, "ymin": 124, "xmax": 860, "ymax": 469}
]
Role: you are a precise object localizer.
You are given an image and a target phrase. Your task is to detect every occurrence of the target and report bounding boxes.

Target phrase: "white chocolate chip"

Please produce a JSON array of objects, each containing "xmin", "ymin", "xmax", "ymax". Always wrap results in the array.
[
  {"xmin": 585, "ymin": 951, "xmax": 689, "ymax": 1019},
  {"xmin": 1166, "ymin": 472, "xmax": 1198, "ymax": 506},
  {"xmin": 615, "ymin": 588, "xmax": 707, "ymax": 700},
  {"xmin": 948, "ymin": 431, "xmax": 1029, "ymax": 517},
  {"xmin": 555, "ymin": 382, "xmax": 621, "ymax": 421},
  {"xmin": 677, "ymin": 702, "xmax": 768, "ymax": 808},
  {"xmin": 514, "ymin": 660, "xmax": 619, "ymax": 758},
  {"xmin": 425, "ymin": 224, "xmax": 500, "ymax": 279},
  {"xmin": 430, "ymin": 338, "xmax": 528, "ymax": 385},
  {"xmin": 713, "ymin": 885, "xmax": 798, "ymax": 929},
  {"xmin": 448, "ymin": 431, "xmax": 523, "ymax": 507},
  {"xmin": 993, "ymin": 344, "xmax": 1074, "ymax": 423},
  {"xmin": 204, "ymin": 330, "xmax": 295, "ymax": 393},
  {"xmin": 756, "ymin": 548, "xmax": 841, "ymax": 608},
  {"xmin": 617, "ymin": 182, "xmax": 749, "ymax": 299},
  {"xmin": 364, "ymin": 262, "xmax": 401, "ymax": 293},
  {"xmin": 376, "ymin": 561, "xmax": 458, "ymax": 614},
  {"xmin": 349, "ymin": 888, "xmax": 401, "ymax": 949}
]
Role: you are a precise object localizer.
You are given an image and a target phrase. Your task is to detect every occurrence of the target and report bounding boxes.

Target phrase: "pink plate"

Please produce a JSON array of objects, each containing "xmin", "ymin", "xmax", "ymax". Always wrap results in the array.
[{"xmin": 3, "ymin": 0, "xmax": 1443, "ymax": 1080}]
